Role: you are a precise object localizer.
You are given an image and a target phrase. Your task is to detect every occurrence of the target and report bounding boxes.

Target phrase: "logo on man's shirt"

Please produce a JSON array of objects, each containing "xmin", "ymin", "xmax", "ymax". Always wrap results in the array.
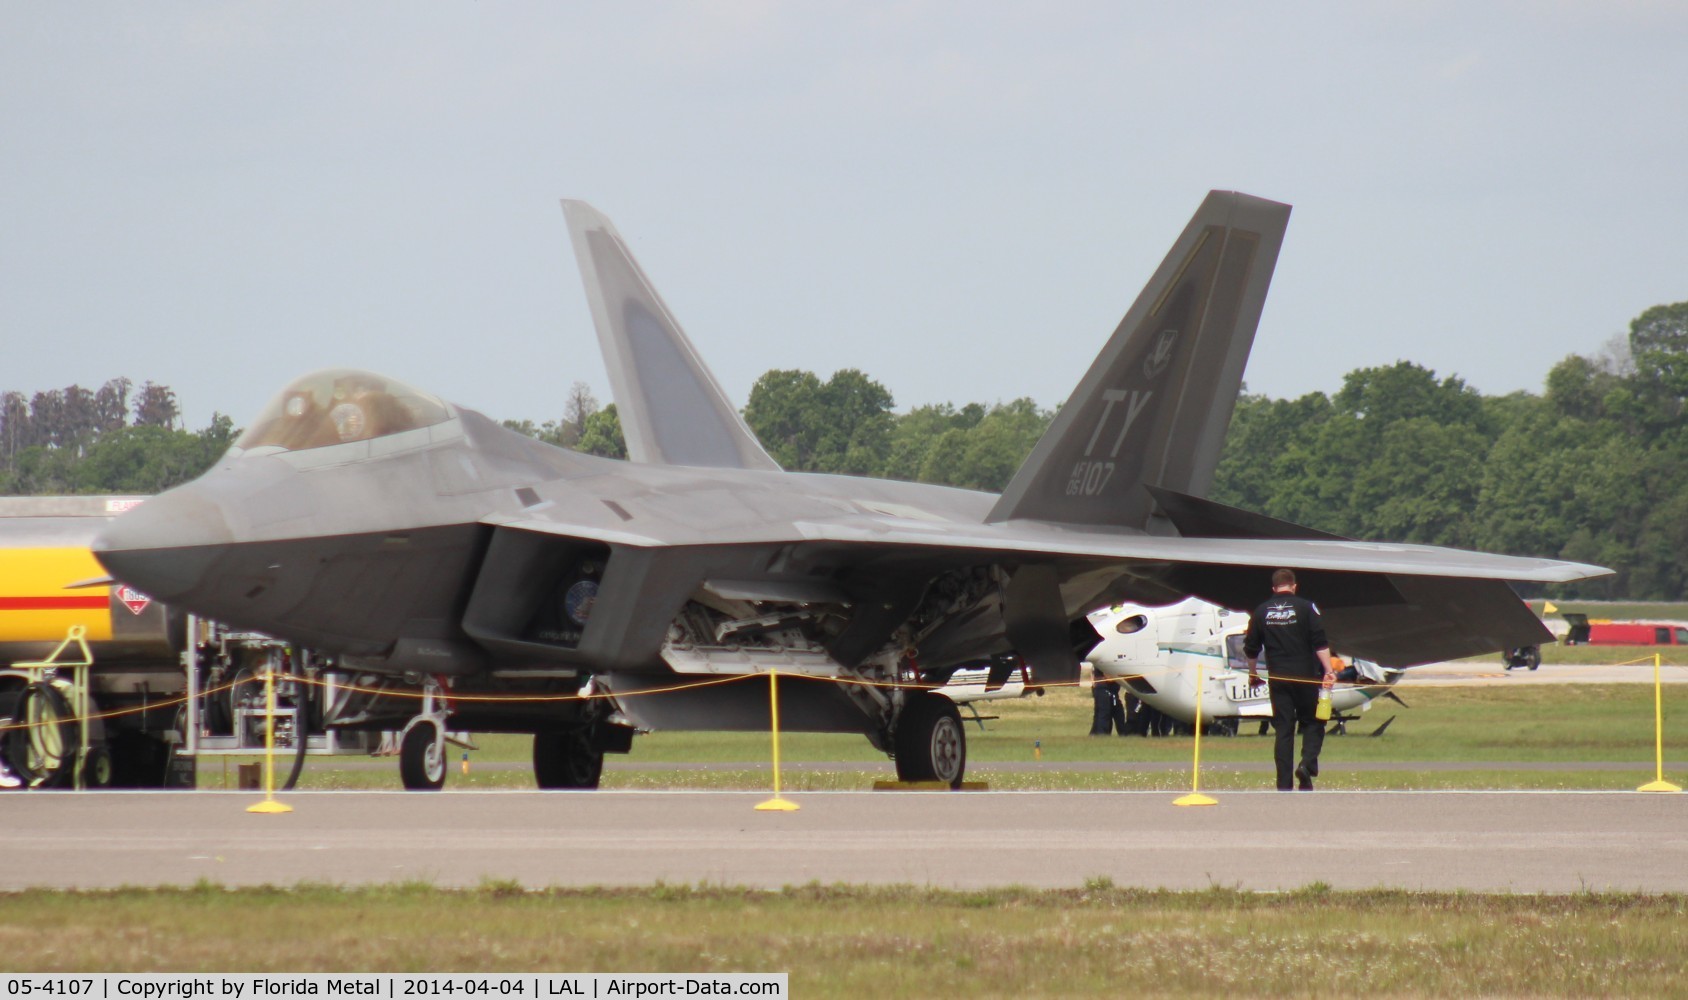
[{"xmin": 1265, "ymin": 602, "xmax": 1298, "ymax": 625}]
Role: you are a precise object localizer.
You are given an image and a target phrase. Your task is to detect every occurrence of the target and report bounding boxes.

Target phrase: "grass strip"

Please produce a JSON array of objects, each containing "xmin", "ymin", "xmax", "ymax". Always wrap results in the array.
[{"xmin": 1, "ymin": 883, "xmax": 1684, "ymax": 997}]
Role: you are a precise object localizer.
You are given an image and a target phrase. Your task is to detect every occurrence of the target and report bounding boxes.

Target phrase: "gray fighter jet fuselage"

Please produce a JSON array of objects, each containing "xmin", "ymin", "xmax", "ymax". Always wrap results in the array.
[{"xmin": 93, "ymin": 192, "xmax": 1609, "ymax": 789}]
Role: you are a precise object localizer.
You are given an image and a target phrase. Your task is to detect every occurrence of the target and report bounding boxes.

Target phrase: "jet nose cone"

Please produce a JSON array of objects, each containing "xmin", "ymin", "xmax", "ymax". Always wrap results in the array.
[{"xmin": 93, "ymin": 487, "xmax": 234, "ymax": 601}]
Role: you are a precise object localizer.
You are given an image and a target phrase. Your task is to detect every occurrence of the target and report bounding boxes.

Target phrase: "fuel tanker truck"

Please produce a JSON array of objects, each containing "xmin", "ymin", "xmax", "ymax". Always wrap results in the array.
[
  {"xmin": 0, "ymin": 496, "xmax": 191, "ymax": 787},
  {"xmin": 1, "ymin": 496, "xmax": 375, "ymax": 790}
]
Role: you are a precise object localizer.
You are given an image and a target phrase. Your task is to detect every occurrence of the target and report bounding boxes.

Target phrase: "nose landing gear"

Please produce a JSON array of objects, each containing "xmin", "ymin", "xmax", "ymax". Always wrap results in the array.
[{"xmin": 398, "ymin": 678, "xmax": 449, "ymax": 791}]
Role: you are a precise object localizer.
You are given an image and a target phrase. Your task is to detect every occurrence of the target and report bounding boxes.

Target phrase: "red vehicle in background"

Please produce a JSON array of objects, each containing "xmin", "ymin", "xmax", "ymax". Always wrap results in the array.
[
  {"xmin": 1590, "ymin": 623, "xmax": 1688, "ymax": 645},
  {"xmin": 1562, "ymin": 614, "xmax": 1688, "ymax": 646}
]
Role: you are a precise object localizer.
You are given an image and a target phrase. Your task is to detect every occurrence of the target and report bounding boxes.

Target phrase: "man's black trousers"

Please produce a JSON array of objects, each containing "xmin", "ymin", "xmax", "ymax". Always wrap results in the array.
[
  {"xmin": 1268, "ymin": 677, "xmax": 1326, "ymax": 789},
  {"xmin": 1090, "ymin": 683, "xmax": 1128, "ymax": 735}
]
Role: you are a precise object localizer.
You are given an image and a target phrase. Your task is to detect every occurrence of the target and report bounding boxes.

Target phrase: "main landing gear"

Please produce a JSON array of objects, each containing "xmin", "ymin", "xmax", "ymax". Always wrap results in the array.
[
  {"xmin": 533, "ymin": 727, "xmax": 603, "ymax": 789},
  {"xmin": 893, "ymin": 691, "xmax": 967, "ymax": 788},
  {"xmin": 532, "ymin": 697, "xmax": 636, "ymax": 789}
]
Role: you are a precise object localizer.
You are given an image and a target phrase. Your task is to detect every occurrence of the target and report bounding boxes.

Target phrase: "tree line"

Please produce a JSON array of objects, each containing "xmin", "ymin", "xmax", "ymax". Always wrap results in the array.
[
  {"xmin": 5, "ymin": 299, "xmax": 1684, "ymax": 597},
  {"xmin": 1213, "ymin": 301, "xmax": 1688, "ymax": 599},
  {"xmin": 0, "ymin": 378, "xmax": 234, "ymax": 495}
]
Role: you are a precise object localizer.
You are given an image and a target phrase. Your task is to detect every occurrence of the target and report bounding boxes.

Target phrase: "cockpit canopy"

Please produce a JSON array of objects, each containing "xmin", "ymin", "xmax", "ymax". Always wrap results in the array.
[{"xmin": 234, "ymin": 370, "xmax": 453, "ymax": 453}]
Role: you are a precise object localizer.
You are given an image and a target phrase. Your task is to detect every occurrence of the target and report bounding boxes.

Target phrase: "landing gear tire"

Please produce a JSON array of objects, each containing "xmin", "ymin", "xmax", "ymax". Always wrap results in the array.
[
  {"xmin": 894, "ymin": 692, "xmax": 966, "ymax": 788},
  {"xmin": 399, "ymin": 720, "xmax": 446, "ymax": 791},
  {"xmin": 533, "ymin": 729, "xmax": 604, "ymax": 789}
]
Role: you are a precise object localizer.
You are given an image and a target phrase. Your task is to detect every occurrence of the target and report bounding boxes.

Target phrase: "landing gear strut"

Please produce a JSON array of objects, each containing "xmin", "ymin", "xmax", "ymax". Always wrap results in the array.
[{"xmin": 894, "ymin": 691, "xmax": 966, "ymax": 788}]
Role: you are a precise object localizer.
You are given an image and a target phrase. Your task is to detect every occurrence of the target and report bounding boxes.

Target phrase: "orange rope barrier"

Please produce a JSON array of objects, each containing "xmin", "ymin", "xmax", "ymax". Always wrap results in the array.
[{"xmin": 4, "ymin": 654, "xmax": 1683, "ymax": 733}]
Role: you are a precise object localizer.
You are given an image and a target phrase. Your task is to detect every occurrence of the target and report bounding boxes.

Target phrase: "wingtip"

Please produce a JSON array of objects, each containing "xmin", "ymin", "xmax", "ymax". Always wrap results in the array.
[
  {"xmin": 1553, "ymin": 560, "xmax": 1617, "ymax": 584},
  {"xmin": 560, "ymin": 199, "xmax": 610, "ymax": 232}
]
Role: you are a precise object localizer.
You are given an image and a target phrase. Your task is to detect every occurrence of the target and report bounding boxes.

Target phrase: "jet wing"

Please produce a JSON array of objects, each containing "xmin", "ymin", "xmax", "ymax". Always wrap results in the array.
[
  {"xmin": 488, "ymin": 507, "xmax": 1600, "ymax": 669},
  {"xmin": 490, "ymin": 509, "xmax": 1601, "ymax": 584}
]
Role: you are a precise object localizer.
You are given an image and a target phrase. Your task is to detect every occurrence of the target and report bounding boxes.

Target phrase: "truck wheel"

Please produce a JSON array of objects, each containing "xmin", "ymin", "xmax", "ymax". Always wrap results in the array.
[
  {"xmin": 894, "ymin": 693, "xmax": 966, "ymax": 788},
  {"xmin": 533, "ymin": 729, "xmax": 603, "ymax": 789},
  {"xmin": 399, "ymin": 720, "xmax": 446, "ymax": 791},
  {"xmin": 109, "ymin": 731, "xmax": 172, "ymax": 788},
  {"xmin": 81, "ymin": 746, "xmax": 114, "ymax": 789}
]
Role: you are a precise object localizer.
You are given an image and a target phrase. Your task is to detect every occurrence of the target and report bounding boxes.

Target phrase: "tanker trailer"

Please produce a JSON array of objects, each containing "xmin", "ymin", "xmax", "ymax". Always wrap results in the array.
[{"xmin": 0, "ymin": 496, "xmax": 188, "ymax": 788}]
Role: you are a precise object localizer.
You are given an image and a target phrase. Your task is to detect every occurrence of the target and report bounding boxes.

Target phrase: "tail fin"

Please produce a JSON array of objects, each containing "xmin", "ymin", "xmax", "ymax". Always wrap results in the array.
[
  {"xmin": 986, "ymin": 191, "xmax": 1290, "ymax": 528},
  {"xmin": 561, "ymin": 201, "xmax": 782, "ymax": 472}
]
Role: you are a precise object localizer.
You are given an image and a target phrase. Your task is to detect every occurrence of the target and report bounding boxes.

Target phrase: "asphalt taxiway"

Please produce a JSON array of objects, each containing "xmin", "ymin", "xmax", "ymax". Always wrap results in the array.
[{"xmin": 6, "ymin": 790, "xmax": 1685, "ymax": 893}]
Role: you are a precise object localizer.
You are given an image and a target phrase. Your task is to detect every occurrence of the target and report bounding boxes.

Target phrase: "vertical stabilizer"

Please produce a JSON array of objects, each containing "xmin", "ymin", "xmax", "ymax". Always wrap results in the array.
[
  {"xmin": 562, "ymin": 201, "xmax": 782, "ymax": 472},
  {"xmin": 986, "ymin": 191, "xmax": 1290, "ymax": 529}
]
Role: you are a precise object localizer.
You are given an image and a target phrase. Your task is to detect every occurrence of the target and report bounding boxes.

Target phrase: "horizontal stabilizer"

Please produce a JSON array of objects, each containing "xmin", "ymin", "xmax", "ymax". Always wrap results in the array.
[
  {"xmin": 562, "ymin": 201, "xmax": 782, "ymax": 472},
  {"xmin": 1145, "ymin": 485, "xmax": 1340, "ymax": 541}
]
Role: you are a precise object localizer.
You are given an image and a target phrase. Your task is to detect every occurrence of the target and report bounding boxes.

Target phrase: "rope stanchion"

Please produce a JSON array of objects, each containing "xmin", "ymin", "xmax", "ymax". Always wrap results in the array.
[
  {"xmin": 754, "ymin": 670, "xmax": 798, "ymax": 812},
  {"xmin": 1638, "ymin": 652, "xmax": 1681, "ymax": 793},
  {"xmin": 245, "ymin": 667, "xmax": 292, "ymax": 814},
  {"xmin": 1172, "ymin": 655, "xmax": 1218, "ymax": 807}
]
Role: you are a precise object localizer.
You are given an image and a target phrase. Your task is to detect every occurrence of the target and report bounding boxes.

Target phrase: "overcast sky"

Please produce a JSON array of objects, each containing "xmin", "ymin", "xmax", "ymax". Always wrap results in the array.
[{"xmin": 5, "ymin": 2, "xmax": 1686, "ymax": 429}]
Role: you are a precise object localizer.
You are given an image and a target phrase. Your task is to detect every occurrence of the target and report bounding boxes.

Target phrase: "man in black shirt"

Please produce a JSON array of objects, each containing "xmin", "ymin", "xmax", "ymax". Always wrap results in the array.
[{"xmin": 1243, "ymin": 568, "xmax": 1335, "ymax": 790}]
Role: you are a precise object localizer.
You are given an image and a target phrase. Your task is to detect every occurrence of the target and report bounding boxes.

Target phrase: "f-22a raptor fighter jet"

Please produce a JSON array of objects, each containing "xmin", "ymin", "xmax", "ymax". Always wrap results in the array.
[{"xmin": 94, "ymin": 192, "xmax": 1608, "ymax": 789}]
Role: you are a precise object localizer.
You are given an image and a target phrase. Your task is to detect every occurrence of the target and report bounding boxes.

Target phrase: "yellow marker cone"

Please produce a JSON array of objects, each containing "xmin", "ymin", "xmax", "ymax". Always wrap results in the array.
[
  {"xmin": 1174, "ymin": 658, "xmax": 1218, "ymax": 807},
  {"xmin": 1542, "ymin": 600, "xmax": 1559, "ymax": 615},
  {"xmin": 755, "ymin": 670, "xmax": 799, "ymax": 811},
  {"xmin": 1638, "ymin": 653, "xmax": 1681, "ymax": 793},
  {"xmin": 247, "ymin": 668, "xmax": 293, "ymax": 814}
]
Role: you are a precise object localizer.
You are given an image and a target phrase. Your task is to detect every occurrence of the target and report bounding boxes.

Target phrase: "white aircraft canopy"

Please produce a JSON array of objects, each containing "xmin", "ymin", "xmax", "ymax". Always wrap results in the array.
[{"xmin": 235, "ymin": 369, "xmax": 452, "ymax": 452}]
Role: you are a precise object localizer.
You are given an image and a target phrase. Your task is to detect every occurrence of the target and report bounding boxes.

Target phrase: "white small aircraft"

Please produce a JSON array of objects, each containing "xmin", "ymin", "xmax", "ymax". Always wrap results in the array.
[
  {"xmin": 1086, "ymin": 598, "xmax": 1405, "ymax": 735},
  {"xmin": 934, "ymin": 654, "xmax": 1043, "ymax": 728}
]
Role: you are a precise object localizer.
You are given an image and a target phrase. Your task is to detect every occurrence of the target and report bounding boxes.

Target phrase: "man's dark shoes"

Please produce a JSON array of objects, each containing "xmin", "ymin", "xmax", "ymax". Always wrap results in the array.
[{"xmin": 1295, "ymin": 764, "xmax": 1313, "ymax": 791}]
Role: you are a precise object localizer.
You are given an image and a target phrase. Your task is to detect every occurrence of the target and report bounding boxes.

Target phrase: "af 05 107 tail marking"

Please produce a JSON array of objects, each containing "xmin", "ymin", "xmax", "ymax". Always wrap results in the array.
[{"xmin": 988, "ymin": 193, "xmax": 1288, "ymax": 530}]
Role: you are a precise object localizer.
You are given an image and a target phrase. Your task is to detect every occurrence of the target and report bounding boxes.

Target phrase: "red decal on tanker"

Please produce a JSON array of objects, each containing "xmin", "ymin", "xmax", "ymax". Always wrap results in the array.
[{"xmin": 118, "ymin": 586, "xmax": 152, "ymax": 615}]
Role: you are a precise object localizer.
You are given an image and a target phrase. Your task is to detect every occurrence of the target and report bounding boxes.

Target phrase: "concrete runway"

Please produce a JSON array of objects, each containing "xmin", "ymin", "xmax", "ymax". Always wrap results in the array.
[{"xmin": 6, "ymin": 790, "xmax": 1685, "ymax": 893}]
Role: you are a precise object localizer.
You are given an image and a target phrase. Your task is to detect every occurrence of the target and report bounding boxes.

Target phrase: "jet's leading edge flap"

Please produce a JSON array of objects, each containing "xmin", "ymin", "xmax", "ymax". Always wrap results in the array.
[
  {"xmin": 561, "ymin": 201, "xmax": 782, "ymax": 473},
  {"xmin": 988, "ymin": 191, "xmax": 1291, "ymax": 529}
]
